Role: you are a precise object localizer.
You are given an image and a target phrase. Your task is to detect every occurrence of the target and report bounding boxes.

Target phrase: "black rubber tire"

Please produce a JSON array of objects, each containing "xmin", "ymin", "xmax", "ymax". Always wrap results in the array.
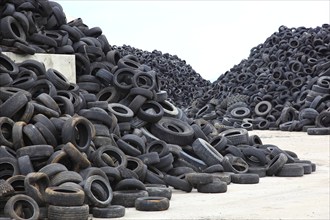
[
  {"xmin": 221, "ymin": 155, "xmax": 249, "ymax": 174},
  {"xmin": 230, "ymin": 107, "xmax": 251, "ymax": 119},
  {"xmin": 108, "ymin": 103, "xmax": 134, "ymax": 122},
  {"xmin": 185, "ymin": 173, "xmax": 214, "ymax": 186},
  {"xmin": 255, "ymin": 101, "xmax": 272, "ymax": 116},
  {"xmin": 61, "ymin": 115, "xmax": 95, "ymax": 152},
  {"xmin": 137, "ymin": 101, "xmax": 164, "ymax": 123},
  {"xmin": 192, "ymin": 138, "xmax": 224, "ymax": 166},
  {"xmin": 248, "ymin": 166, "xmax": 267, "ymax": 177},
  {"xmin": 115, "ymin": 178, "xmax": 146, "ymax": 191},
  {"xmin": 48, "ymin": 204, "xmax": 89, "ymax": 220},
  {"xmin": 241, "ymin": 147, "xmax": 267, "ymax": 166},
  {"xmin": 219, "ymin": 128, "xmax": 249, "ymax": 145},
  {"xmin": 135, "ymin": 196, "xmax": 170, "ymax": 211},
  {"xmin": 145, "ymin": 184, "xmax": 172, "ymax": 200},
  {"xmin": 0, "ymin": 91, "xmax": 29, "ymax": 118},
  {"xmin": 93, "ymin": 145, "xmax": 127, "ymax": 168},
  {"xmin": 0, "ymin": 157, "xmax": 19, "ymax": 180},
  {"xmin": 24, "ymin": 172, "xmax": 49, "ymax": 206},
  {"xmin": 92, "ymin": 205, "xmax": 125, "ymax": 218},
  {"xmin": 38, "ymin": 163, "xmax": 68, "ymax": 178},
  {"xmin": 266, "ymin": 153, "xmax": 288, "ymax": 176},
  {"xmin": 163, "ymin": 174, "xmax": 192, "ymax": 192},
  {"xmin": 231, "ymin": 173, "xmax": 260, "ymax": 184},
  {"xmin": 45, "ymin": 186, "xmax": 85, "ymax": 206},
  {"xmin": 83, "ymin": 175, "xmax": 113, "ymax": 207},
  {"xmin": 62, "ymin": 142, "xmax": 91, "ymax": 169},
  {"xmin": 197, "ymin": 178, "xmax": 227, "ymax": 193},
  {"xmin": 0, "ymin": 179, "xmax": 14, "ymax": 197},
  {"xmin": 50, "ymin": 171, "xmax": 83, "ymax": 186},
  {"xmin": 4, "ymin": 194, "xmax": 40, "ymax": 220},
  {"xmin": 307, "ymin": 127, "xmax": 330, "ymax": 135},
  {"xmin": 150, "ymin": 117, "xmax": 194, "ymax": 146},
  {"xmin": 137, "ymin": 152, "xmax": 160, "ymax": 165},
  {"xmin": 16, "ymin": 145, "xmax": 54, "ymax": 160},
  {"xmin": 17, "ymin": 155, "xmax": 34, "ymax": 175},
  {"xmin": 112, "ymin": 190, "xmax": 148, "ymax": 207},
  {"xmin": 203, "ymin": 164, "xmax": 224, "ymax": 173},
  {"xmin": 275, "ymin": 163, "xmax": 304, "ymax": 177},
  {"xmin": 0, "ymin": 117, "xmax": 14, "ymax": 148}
]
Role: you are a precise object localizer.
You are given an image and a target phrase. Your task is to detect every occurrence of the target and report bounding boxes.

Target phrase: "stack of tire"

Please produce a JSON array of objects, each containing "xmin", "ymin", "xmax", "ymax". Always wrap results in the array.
[
  {"xmin": 185, "ymin": 25, "xmax": 330, "ymax": 135},
  {"xmin": 0, "ymin": 1, "xmax": 320, "ymax": 219},
  {"xmin": 114, "ymin": 45, "xmax": 212, "ymax": 109}
]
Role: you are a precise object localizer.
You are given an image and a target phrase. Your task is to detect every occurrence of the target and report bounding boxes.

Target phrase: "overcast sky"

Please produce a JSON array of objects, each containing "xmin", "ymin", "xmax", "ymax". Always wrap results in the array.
[{"xmin": 55, "ymin": 0, "xmax": 330, "ymax": 82}]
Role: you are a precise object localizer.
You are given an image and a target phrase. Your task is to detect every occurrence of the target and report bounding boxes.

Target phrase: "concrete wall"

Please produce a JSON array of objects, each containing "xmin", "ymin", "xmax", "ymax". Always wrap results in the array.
[{"xmin": 3, "ymin": 52, "xmax": 76, "ymax": 83}]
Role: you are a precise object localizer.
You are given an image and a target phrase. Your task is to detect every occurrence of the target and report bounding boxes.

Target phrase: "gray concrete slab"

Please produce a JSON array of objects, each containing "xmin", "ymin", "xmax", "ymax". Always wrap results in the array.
[
  {"xmin": 106, "ymin": 131, "xmax": 329, "ymax": 220},
  {"xmin": 3, "ymin": 52, "xmax": 76, "ymax": 83}
]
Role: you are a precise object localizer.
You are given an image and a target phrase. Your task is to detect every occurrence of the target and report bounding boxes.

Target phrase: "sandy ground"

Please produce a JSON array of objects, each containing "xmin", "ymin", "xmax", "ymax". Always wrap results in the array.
[{"xmin": 101, "ymin": 131, "xmax": 330, "ymax": 220}]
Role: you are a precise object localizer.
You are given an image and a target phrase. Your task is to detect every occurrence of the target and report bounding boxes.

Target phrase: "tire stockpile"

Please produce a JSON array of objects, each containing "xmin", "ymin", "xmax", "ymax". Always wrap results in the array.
[
  {"xmin": 182, "ymin": 25, "xmax": 330, "ymax": 135},
  {"xmin": 0, "ymin": 0, "xmax": 322, "ymax": 219},
  {"xmin": 113, "ymin": 45, "xmax": 212, "ymax": 109}
]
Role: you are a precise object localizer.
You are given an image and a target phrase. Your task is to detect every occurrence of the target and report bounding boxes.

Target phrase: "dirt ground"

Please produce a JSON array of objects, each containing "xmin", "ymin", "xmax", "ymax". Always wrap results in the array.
[{"xmin": 102, "ymin": 131, "xmax": 330, "ymax": 220}]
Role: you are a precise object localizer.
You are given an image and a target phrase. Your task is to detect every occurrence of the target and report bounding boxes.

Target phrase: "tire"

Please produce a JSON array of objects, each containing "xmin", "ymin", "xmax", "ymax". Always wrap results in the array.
[
  {"xmin": 0, "ymin": 91, "xmax": 28, "ymax": 118},
  {"xmin": 0, "ymin": 157, "xmax": 19, "ymax": 180},
  {"xmin": 48, "ymin": 204, "xmax": 89, "ymax": 220},
  {"xmin": 0, "ymin": 117, "xmax": 14, "ymax": 148},
  {"xmin": 221, "ymin": 155, "xmax": 249, "ymax": 174},
  {"xmin": 16, "ymin": 145, "xmax": 54, "ymax": 160},
  {"xmin": 4, "ymin": 194, "xmax": 39, "ymax": 220},
  {"xmin": 137, "ymin": 152, "xmax": 160, "ymax": 165},
  {"xmin": 230, "ymin": 107, "xmax": 251, "ymax": 119},
  {"xmin": 0, "ymin": 179, "xmax": 14, "ymax": 197},
  {"xmin": 38, "ymin": 163, "xmax": 68, "ymax": 178},
  {"xmin": 203, "ymin": 164, "xmax": 224, "ymax": 173},
  {"xmin": 17, "ymin": 155, "xmax": 34, "ymax": 175},
  {"xmin": 61, "ymin": 115, "xmax": 95, "ymax": 152},
  {"xmin": 50, "ymin": 171, "xmax": 83, "ymax": 186},
  {"xmin": 135, "ymin": 196, "xmax": 169, "ymax": 211},
  {"xmin": 307, "ymin": 127, "xmax": 330, "ymax": 135},
  {"xmin": 219, "ymin": 128, "xmax": 249, "ymax": 145},
  {"xmin": 45, "ymin": 186, "xmax": 85, "ymax": 206},
  {"xmin": 145, "ymin": 184, "xmax": 172, "ymax": 200},
  {"xmin": 163, "ymin": 174, "xmax": 192, "ymax": 192},
  {"xmin": 137, "ymin": 101, "xmax": 164, "ymax": 123},
  {"xmin": 266, "ymin": 153, "xmax": 288, "ymax": 176},
  {"xmin": 185, "ymin": 173, "xmax": 214, "ymax": 186},
  {"xmin": 24, "ymin": 172, "xmax": 49, "ymax": 206},
  {"xmin": 83, "ymin": 175, "xmax": 113, "ymax": 207},
  {"xmin": 108, "ymin": 103, "xmax": 134, "ymax": 122},
  {"xmin": 62, "ymin": 142, "xmax": 91, "ymax": 169},
  {"xmin": 146, "ymin": 140, "xmax": 169, "ymax": 158},
  {"xmin": 192, "ymin": 138, "xmax": 223, "ymax": 166},
  {"xmin": 112, "ymin": 190, "xmax": 148, "ymax": 207},
  {"xmin": 115, "ymin": 178, "xmax": 146, "ymax": 191},
  {"xmin": 248, "ymin": 166, "xmax": 267, "ymax": 177},
  {"xmin": 5, "ymin": 175, "xmax": 26, "ymax": 194},
  {"xmin": 255, "ymin": 101, "xmax": 272, "ymax": 116},
  {"xmin": 275, "ymin": 163, "xmax": 304, "ymax": 177},
  {"xmin": 197, "ymin": 178, "xmax": 227, "ymax": 193},
  {"xmin": 231, "ymin": 173, "xmax": 259, "ymax": 184},
  {"xmin": 93, "ymin": 145, "xmax": 127, "ymax": 168},
  {"xmin": 150, "ymin": 117, "xmax": 194, "ymax": 146},
  {"xmin": 92, "ymin": 205, "xmax": 125, "ymax": 218}
]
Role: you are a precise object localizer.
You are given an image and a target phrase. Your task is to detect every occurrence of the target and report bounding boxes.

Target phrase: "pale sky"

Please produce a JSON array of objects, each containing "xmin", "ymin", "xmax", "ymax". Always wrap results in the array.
[{"xmin": 55, "ymin": 0, "xmax": 330, "ymax": 82}]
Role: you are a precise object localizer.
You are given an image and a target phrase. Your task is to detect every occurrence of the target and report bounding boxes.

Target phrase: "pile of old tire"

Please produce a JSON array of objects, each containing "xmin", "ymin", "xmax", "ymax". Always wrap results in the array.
[
  {"xmin": 113, "ymin": 45, "xmax": 212, "ymax": 109},
  {"xmin": 185, "ymin": 24, "xmax": 330, "ymax": 135},
  {"xmin": 0, "ymin": 51, "xmax": 316, "ymax": 219},
  {"xmin": 0, "ymin": 0, "xmax": 210, "ymax": 110}
]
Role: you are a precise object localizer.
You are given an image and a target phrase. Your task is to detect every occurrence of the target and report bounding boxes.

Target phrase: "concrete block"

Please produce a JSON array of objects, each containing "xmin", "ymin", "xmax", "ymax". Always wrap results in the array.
[{"xmin": 3, "ymin": 52, "xmax": 76, "ymax": 83}]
